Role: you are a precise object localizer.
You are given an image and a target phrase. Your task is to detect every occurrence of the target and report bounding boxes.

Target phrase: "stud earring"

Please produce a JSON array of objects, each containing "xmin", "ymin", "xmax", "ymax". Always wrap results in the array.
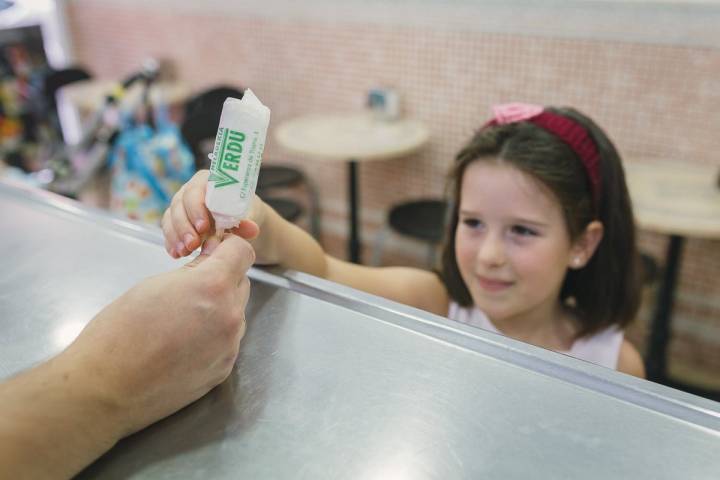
[{"xmin": 573, "ymin": 257, "xmax": 582, "ymax": 267}]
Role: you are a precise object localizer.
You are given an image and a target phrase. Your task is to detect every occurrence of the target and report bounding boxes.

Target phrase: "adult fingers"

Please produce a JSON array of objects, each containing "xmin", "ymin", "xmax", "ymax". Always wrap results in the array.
[
  {"xmin": 182, "ymin": 230, "xmax": 221, "ymax": 269},
  {"xmin": 237, "ymin": 276, "xmax": 251, "ymax": 311},
  {"xmin": 230, "ymin": 278, "xmax": 250, "ymax": 358},
  {"xmin": 199, "ymin": 232, "xmax": 222, "ymax": 256},
  {"xmin": 201, "ymin": 234, "xmax": 256, "ymax": 283},
  {"xmin": 161, "ymin": 208, "xmax": 180, "ymax": 258}
]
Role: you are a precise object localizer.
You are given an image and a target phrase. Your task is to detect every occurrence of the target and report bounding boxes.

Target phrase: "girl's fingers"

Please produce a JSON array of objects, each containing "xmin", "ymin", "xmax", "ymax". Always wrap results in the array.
[
  {"xmin": 184, "ymin": 173, "xmax": 212, "ymax": 235},
  {"xmin": 229, "ymin": 220, "xmax": 260, "ymax": 240},
  {"xmin": 170, "ymin": 198, "xmax": 199, "ymax": 256}
]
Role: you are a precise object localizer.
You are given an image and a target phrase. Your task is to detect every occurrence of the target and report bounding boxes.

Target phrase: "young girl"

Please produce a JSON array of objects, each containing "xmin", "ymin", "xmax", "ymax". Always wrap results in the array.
[{"xmin": 162, "ymin": 103, "xmax": 645, "ymax": 377}]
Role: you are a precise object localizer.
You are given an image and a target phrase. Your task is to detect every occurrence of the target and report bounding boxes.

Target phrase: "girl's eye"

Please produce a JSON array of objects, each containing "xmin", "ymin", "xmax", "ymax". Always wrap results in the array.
[
  {"xmin": 511, "ymin": 225, "xmax": 538, "ymax": 237},
  {"xmin": 462, "ymin": 218, "xmax": 482, "ymax": 228}
]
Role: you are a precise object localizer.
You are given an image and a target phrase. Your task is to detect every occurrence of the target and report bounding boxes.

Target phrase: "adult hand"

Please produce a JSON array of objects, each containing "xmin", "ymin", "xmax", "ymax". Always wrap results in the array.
[
  {"xmin": 64, "ymin": 234, "xmax": 255, "ymax": 437},
  {"xmin": 0, "ymin": 235, "xmax": 256, "ymax": 479}
]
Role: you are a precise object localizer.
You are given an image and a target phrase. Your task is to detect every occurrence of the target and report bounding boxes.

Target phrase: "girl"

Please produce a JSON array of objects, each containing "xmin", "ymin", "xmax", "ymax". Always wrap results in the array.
[{"xmin": 162, "ymin": 103, "xmax": 645, "ymax": 377}]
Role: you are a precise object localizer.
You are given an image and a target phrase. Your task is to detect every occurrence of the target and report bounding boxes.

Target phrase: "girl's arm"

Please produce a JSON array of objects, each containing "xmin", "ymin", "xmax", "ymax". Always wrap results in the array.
[
  {"xmin": 617, "ymin": 340, "xmax": 646, "ymax": 378},
  {"xmin": 163, "ymin": 170, "xmax": 450, "ymax": 316},
  {"xmin": 257, "ymin": 201, "xmax": 449, "ymax": 314}
]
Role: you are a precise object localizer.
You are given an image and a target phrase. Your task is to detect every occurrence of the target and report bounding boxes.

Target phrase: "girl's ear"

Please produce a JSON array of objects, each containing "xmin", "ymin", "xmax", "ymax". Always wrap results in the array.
[{"xmin": 568, "ymin": 220, "xmax": 604, "ymax": 269}]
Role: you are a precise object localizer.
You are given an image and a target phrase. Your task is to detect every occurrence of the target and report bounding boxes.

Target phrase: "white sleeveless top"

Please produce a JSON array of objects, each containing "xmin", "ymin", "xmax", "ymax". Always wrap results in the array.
[{"xmin": 447, "ymin": 303, "xmax": 624, "ymax": 369}]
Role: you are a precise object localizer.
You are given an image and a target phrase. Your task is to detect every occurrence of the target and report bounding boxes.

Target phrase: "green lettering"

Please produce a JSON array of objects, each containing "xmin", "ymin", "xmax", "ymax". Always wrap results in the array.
[
  {"xmin": 227, "ymin": 142, "xmax": 243, "ymax": 154},
  {"xmin": 229, "ymin": 131, "xmax": 245, "ymax": 142},
  {"xmin": 209, "ymin": 128, "xmax": 248, "ymax": 188},
  {"xmin": 224, "ymin": 152, "xmax": 240, "ymax": 163}
]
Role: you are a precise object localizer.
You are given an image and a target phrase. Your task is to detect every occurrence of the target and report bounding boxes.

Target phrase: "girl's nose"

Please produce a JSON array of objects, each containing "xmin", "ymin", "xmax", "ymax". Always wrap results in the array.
[{"xmin": 476, "ymin": 232, "xmax": 506, "ymax": 268}]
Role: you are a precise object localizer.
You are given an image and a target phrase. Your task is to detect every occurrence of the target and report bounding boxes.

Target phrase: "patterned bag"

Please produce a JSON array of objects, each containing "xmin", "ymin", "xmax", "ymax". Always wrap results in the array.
[{"xmin": 108, "ymin": 118, "xmax": 195, "ymax": 224}]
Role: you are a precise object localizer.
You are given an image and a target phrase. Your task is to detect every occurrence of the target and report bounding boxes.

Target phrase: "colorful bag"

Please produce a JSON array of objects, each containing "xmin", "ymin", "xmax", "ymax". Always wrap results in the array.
[{"xmin": 108, "ymin": 117, "xmax": 195, "ymax": 224}]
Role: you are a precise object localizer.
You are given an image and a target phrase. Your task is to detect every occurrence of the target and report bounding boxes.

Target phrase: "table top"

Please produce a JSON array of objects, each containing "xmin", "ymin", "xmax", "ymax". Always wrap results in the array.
[
  {"xmin": 625, "ymin": 160, "xmax": 720, "ymax": 239},
  {"xmin": 2, "ymin": 180, "xmax": 719, "ymax": 479},
  {"xmin": 275, "ymin": 112, "xmax": 429, "ymax": 162},
  {"xmin": 61, "ymin": 79, "xmax": 189, "ymax": 111}
]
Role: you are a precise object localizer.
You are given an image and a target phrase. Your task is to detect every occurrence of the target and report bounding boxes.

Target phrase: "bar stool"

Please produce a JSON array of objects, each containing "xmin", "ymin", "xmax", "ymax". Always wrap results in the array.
[
  {"xmin": 372, "ymin": 198, "xmax": 447, "ymax": 266},
  {"xmin": 257, "ymin": 165, "xmax": 321, "ymax": 239},
  {"xmin": 43, "ymin": 66, "xmax": 93, "ymax": 109},
  {"xmin": 42, "ymin": 66, "xmax": 93, "ymax": 143},
  {"xmin": 640, "ymin": 252, "xmax": 659, "ymax": 285}
]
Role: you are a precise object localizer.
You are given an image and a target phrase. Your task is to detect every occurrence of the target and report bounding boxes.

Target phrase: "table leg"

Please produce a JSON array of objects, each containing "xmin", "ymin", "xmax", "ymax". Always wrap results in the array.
[
  {"xmin": 644, "ymin": 236, "xmax": 720, "ymax": 402},
  {"xmin": 348, "ymin": 160, "xmax": 361, "ymax": 263},
  {"xmin": 645, "ymin": 235, "xmax": 685, "ymax": 382}
]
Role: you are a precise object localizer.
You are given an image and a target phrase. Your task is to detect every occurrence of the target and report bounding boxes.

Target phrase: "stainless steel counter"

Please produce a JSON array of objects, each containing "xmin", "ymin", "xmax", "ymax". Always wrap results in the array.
[{"xmin": 1, "ymin": 179, "xmax": 719, "ymax": 479}]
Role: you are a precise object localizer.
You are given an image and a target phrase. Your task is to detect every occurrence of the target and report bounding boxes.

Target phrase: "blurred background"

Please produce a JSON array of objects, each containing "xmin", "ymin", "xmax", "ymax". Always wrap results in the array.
[{"xmin": 1, "ymin": 0, "xmax": 718, "ymax": 395}]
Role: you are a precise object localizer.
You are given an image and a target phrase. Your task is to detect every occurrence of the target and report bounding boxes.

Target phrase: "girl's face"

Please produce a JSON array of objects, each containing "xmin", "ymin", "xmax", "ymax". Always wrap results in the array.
[{"xmin": 455, "ymin": 161, "xmax": 584, "ymax": 325}]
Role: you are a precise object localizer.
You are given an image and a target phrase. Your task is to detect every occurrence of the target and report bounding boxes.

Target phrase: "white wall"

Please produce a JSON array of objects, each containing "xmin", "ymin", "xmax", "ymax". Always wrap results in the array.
[{"xmin": 78, "ymin": 0, "xmax": 720, "ymax": 47}]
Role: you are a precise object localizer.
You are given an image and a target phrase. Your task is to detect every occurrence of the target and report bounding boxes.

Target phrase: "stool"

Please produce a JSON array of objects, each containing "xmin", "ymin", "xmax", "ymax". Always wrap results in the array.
[
  {"xmin": 257, "ymin": 165, "xmax": 321, "ymax": 240},
  {"xmin": 258, "ymin": 165, "xmax": 304, "ymax": 190},
  {"xmin": 640, "ymin": 252, "xmax": 660, "ymax": 286},
  {"xmin": 372, "ymin": 199, "xmax": 447, "ymax": 266},
  {"xmin": 181, "ymin": 85, "xmax": 245, "ymax": 169},
  {"xmin": 42, "ymin": 66, "xmax": 93, "ymax": 148},
  {"xmin": 43, "ymin": 66, "xmax": 93, "ymax": 112},
  {"xmin": 184, "ymin": 85, "xmax": 245, "ymax": 119},
  {"xmin": 265, "ymin": 197, "xmax": 302, "ymax": 223}
]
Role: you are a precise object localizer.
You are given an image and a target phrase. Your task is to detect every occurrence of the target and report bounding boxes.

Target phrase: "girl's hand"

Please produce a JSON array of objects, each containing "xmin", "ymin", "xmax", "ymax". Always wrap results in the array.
[{"xmin": 161, "ymin": 170, "xmax": 264, "ymax": 258}]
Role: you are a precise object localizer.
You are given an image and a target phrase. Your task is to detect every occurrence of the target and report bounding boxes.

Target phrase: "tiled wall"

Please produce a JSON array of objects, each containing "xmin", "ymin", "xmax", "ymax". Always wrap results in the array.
[{"xmin": 65, "ymin": 0, "xmax": 720, "ymax": 385}]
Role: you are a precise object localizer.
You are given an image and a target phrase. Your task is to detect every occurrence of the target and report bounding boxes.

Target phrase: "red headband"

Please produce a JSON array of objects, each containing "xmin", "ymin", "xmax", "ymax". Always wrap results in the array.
[{"xmin": 483, "ymin": 103, "xmax": 601, "ymax": 210}]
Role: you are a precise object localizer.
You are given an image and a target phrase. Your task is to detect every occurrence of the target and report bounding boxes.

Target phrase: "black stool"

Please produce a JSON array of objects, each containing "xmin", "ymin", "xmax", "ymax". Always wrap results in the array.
[
  {"xmin": 43, "ymin": 66, "xmax": 93, "ymax": 112},
  {"xmin": 265, "ymin": 197, "xmax": 302, "ymax": 223},
  {"xmin": 41, "ymin": 66, "xmax": 93, "ymax": 146},
  {"xmin": 258, "ymin": 165, "xmax": 304, "ymax": 190},
  {"xmin": 372, "ymin": 199, "xmax": 447, "ymax": 266},
  {"xmin": 257, "ymin": 165, "xmax": 321, "ymax": 240},
  {"xmin": 640, "ymin": 252, "xmax": 660, "ymax": 286},
  {"xmin": 181, "ymin": 85, "xmax": 245, "ymax": 170}
]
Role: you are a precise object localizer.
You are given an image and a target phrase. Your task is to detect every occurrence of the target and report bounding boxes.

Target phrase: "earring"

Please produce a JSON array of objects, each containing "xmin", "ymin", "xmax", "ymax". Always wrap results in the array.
[{"xmin": 573, "ymin": 257, "xmax": 582, "ymax": 267}]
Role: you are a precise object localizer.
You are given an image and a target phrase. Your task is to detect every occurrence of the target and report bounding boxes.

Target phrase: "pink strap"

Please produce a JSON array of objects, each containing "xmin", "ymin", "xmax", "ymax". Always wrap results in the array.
[{"xmin": 485, "ymin": 103, "xmax": 601, "ymax": 210}]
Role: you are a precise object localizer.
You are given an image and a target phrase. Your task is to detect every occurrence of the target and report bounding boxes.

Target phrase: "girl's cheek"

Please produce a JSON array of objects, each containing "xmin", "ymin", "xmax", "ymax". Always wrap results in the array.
[{"xmin": 455, "ymin": 236, "xmax": 476, "ymax": 269}]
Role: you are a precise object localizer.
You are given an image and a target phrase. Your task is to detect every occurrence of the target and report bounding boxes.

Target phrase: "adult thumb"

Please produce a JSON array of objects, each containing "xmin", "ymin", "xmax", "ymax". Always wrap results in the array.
[{"xmin": 200, "ymin": 234, "xmax": 256, "ymax": 280}]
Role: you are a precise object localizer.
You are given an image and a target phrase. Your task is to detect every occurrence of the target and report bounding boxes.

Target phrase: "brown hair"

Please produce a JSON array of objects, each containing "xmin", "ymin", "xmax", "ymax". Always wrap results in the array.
[{"xmin": 439, "ymin": 107, "xmax": 641, "ymax": 337}]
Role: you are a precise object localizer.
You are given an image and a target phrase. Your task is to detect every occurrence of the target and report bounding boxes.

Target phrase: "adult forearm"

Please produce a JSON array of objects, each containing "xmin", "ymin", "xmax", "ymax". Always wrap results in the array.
[{"xmin": 0, "ymin": 354, "xmax": 124, "ymax": 479}]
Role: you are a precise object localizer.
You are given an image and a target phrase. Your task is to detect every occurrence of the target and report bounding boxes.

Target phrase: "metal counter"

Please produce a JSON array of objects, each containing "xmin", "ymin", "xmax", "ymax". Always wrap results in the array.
[{"xmin": 1, "ymin": 179, "xmax": 718, "ymax": 479}]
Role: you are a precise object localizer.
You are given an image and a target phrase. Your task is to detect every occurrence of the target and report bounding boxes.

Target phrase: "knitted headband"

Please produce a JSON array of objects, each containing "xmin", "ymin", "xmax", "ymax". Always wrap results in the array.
[{"xmin": 483, "ymin": 103, "xmax": 601, "ymax": 210}]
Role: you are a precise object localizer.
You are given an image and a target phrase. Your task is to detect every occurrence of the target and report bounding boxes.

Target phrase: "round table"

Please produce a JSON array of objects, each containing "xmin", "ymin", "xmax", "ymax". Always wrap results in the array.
[
  {"xmin": 626, "ymin": 160, "xmax": 720, "ymax": 238},
  {"xmin": 275, "ymin": 112, "xmax": 429, "ymax": 263},
  {"xmin": 625, "ymin": 160, "xmax": 720, "ymax": 398}
]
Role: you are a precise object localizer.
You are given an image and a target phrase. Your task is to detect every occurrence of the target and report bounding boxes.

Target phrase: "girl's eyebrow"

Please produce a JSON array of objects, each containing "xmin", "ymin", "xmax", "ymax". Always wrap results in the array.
[
  {"xmin": 511, "ymin": 217, "xmax": 549, "ymax": 227},
  {"xmin": 513, "ymin": 219, "xmax": 549, "ymax": 228},
  {"xmin": 459, "ymin": 210, "xmax": 549, "ymax": 227}
]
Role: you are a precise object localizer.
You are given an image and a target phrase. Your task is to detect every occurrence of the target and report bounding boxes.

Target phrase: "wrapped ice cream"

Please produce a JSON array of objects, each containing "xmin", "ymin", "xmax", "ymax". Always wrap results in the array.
[{"xmin": 205, "ymin": 89, "xmax": 271, "ymax": 230}]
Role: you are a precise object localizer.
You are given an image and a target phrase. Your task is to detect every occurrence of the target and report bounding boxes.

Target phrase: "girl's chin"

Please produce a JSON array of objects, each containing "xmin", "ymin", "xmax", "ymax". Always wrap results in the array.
[{"xmin": 470, "ymin": 297, "xmax": 507, "ymax": 319}]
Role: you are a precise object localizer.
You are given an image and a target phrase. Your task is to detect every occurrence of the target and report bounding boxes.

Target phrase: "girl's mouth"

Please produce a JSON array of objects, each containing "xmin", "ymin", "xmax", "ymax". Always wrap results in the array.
[{"xmin": 476, "ymin": 276, "xmax": 513, "ymax": 293}]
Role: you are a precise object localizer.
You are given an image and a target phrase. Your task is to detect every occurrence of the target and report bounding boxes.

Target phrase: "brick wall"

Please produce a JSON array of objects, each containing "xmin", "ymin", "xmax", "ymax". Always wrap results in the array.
[{"xmin": 65, "ymin": 0, "xmax": 720, "ymax": 386}]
